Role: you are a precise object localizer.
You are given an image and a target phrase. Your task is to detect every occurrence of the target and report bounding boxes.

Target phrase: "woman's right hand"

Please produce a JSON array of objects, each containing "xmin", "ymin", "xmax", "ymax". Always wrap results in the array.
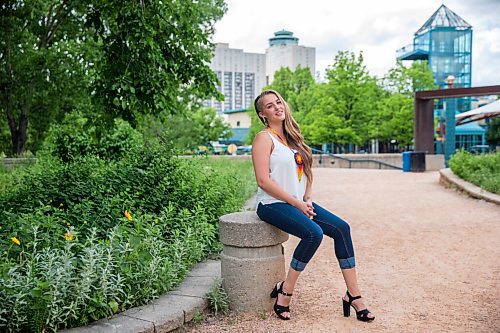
[{"xmin": 294, "ymin": 199, "xmax": 316, "ymax": 219}]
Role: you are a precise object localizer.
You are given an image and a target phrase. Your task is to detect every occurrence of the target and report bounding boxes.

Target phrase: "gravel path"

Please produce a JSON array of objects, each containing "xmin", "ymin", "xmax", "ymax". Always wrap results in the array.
[{"xmin": 185, "ymin": 169, "xmax": 500, "ymax": 333}]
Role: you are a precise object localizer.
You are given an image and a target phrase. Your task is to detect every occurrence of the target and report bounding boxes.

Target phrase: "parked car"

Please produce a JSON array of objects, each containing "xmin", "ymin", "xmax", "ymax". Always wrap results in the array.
[
  {"xmin": 209, "ymin": 141, "xmax": 228, "ymax": 155},
  {"xmin": 236, "ymin": 145, "xmax": 252, "ymax": 155},
  {"xmin": 466, "ymin": 145, "xmax": 493, "ymax": 154}
]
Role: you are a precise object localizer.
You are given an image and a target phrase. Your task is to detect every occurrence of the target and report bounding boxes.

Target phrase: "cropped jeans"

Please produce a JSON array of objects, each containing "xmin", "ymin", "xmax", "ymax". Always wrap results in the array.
[{"xmin": 256, "ymin": 202, "xmax": 355, "ymax": 272}]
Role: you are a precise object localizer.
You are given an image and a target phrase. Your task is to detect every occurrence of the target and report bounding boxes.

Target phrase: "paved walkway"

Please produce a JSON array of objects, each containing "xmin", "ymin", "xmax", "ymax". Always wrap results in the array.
[{"xmin": 186, "ymin": 169, "xmax": 500, "ymax": 333}]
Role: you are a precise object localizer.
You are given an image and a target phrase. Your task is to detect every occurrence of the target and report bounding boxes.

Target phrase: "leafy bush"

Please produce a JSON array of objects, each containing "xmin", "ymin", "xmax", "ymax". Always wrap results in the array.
[
  {"xmin": 0, "ymin": 147, "xmax": 255, "ymax": 332},
  {"xmin": 41, "ymin": 112, "xmax": 144, "ymax": 162},
  {"xmin": 449, "ymin": 151, "xmax": 500, "ymax": 194},
  {"xmin": 0, "ymin": 212, "xmax": 212, "ymax": 332}
]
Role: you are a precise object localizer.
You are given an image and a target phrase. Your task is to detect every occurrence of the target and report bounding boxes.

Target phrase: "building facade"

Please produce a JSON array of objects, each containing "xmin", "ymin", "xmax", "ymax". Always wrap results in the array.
[
  {"xmin": 203, "ymin": 43, "xmax": 266, "ymax": 115},
  {"xmin": 221, "ymin": 109, "xmax": 251, "ymax": 145},
  {"xmin": 265, "ymin": 30, "xmax": 316, "ymax": 84},
  {"xmin": 206, "ymin": 32, "xmax": 315, "ymax": 145}
]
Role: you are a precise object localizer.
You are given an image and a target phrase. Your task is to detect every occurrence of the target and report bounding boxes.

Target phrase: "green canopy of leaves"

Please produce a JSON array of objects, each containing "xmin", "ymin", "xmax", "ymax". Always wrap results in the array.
[
  {"xmin": 0, "ymin": 0, "xmax": 227, "ymax": 155},
  {"xmin": 252, "ymin": 52, "xmax": 437, "ymax": 151}
]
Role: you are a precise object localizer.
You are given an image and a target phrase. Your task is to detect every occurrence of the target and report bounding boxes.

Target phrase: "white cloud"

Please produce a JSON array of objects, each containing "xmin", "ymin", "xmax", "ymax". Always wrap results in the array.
[{"xmin": 214, "ymin": 0, "xmax": 500, "ymax": 87}]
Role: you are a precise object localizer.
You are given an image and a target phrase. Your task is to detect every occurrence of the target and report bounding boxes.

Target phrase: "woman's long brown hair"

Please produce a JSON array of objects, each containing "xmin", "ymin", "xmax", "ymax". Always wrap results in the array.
[{"xmin": 254, "ymin": 89, "xmax": 313, "ymax": 184}]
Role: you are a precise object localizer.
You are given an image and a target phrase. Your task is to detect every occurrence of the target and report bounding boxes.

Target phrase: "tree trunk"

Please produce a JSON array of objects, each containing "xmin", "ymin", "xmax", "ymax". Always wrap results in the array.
[{"xmin": 7, "ymin": 113, "xmax": 28, "ymax": 156}]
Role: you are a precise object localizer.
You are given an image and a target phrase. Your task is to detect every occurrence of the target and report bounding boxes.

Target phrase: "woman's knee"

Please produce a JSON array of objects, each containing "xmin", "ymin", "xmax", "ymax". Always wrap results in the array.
[
  {"xmin": 309, "ymin": 225, "xmax": 324, "ymax": 245},
  {"xmin": 339, "ymin": 220, "xmax": 351, "ymax": 235}
]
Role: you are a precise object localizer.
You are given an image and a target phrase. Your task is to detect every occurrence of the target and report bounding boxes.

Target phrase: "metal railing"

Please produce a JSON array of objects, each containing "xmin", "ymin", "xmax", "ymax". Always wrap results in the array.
[
  {"xmin": 311, "ymin": 148, "xmax": 403, "ymax": 170},
  {"xmin": 396, "ymin": 43, "xmax": 429, "ymax": 58}
]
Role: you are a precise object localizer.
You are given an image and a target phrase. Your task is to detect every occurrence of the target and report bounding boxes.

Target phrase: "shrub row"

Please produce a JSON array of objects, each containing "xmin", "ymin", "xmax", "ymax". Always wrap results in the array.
[{"xmin": 449, "ymin": 150, "xmax": 500, "ymax": 194}]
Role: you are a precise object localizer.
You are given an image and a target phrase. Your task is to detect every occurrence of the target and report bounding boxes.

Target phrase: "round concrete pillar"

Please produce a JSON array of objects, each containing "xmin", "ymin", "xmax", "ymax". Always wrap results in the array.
[{"xmin": 219, "ymin": 211, "xmax": 289, "ymax": 312}]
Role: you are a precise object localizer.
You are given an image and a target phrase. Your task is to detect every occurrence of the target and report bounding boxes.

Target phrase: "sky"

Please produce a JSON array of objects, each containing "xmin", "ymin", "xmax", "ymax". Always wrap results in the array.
[{"xmin": 213, "ymin": 0, "xmax": 500, "ymax": 87}]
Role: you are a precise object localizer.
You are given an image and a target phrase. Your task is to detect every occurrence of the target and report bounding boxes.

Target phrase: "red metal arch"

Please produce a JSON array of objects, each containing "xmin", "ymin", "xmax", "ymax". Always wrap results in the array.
[{"xmin": 414, "ymin": 85, "xmax": 500, "ymax": 153}]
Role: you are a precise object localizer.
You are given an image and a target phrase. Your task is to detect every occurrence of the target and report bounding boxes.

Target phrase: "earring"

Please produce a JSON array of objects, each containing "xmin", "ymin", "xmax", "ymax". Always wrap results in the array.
[{"xmin": 263, "ymin": 117, "xmax": 268, "ymax": 126}]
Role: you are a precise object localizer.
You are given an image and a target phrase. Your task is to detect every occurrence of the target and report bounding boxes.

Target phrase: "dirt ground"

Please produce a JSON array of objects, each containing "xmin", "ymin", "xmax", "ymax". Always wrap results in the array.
[{"xmin": 185, "ymin": 169, "xmax": 500, "ymax": 333}]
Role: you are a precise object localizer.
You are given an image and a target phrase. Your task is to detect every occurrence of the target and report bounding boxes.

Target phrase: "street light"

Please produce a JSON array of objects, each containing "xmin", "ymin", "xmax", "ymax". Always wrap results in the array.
[
  {"xmin": 444, "ymin": 75, "xmax": 456, "ymax": 166},
  {"xmin": 446, "ymin": 75, "xmax": 456, "ymax": 88}
]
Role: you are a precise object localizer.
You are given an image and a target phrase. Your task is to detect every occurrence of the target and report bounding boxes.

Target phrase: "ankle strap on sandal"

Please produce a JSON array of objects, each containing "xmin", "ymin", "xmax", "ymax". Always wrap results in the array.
[
  {"xmin": 346, "ymin": 290, "xmax": 361, "ymax": 302},
  {"xmin": 278, "ymin": 282, "xmax": 293, "ymax": 297}
]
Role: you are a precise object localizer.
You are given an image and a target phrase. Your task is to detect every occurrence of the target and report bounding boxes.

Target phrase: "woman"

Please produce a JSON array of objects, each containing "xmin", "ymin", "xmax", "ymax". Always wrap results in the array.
[{"xmin": 252, "ymin": 89, "xmax": 375, "ymax": 322}]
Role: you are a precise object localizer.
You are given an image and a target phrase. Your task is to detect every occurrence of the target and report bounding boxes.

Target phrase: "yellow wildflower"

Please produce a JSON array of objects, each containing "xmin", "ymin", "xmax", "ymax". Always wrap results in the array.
[
  {"xmin": 124, "ymin": 210, "xmax": 133, "ymax": 221},
  {"xmin": 64, "ymin": 231, "xmax": 74, "ymax": 241},
  {"xmin": 10, "ymin": 237, "xmax": 21, "ymax": 246}
]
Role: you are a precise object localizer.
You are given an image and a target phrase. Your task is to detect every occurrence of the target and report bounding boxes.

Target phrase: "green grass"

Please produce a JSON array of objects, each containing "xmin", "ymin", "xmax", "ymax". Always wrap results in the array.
[
  {"xmin": 449, "ymin": 151, "xmax": 500, "ymax": 194},
  {"xmin": 203, "ymin": 156, "xmax": 256, "ymax": 207}
]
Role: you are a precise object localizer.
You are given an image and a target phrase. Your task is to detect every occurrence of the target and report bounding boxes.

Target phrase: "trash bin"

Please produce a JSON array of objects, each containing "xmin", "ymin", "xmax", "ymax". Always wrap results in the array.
[
  {"xmin": 402, "ymin": 151, "xmax": 426, "ymax": 172},
  {"xmin": 402, "ymin": 152, "xmax": 411, "ymax": 172},
  {"xmin": 410, "ymin": 151, "xmax": 426, "ymax": 172}
]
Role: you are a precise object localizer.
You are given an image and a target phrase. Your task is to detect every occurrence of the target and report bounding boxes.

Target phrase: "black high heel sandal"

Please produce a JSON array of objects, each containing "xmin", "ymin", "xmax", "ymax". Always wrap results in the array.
[
  {"xmin": 342, "ymin": 290, "xmax": 375, "ymax": 322},
  {"xmin": 270, "ymin": 281, "xmax": 293, "ymax": 320}
]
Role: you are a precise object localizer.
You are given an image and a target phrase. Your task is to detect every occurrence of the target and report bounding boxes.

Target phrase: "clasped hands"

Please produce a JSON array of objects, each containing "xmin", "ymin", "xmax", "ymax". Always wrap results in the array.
[{"xmin": 296, "ymin": 198, "xmax": 316, "ymax": 219}]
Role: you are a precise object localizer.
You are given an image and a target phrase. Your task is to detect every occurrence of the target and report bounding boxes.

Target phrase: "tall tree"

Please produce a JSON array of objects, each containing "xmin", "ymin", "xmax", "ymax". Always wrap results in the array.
[
  {"xmin": 0, "ymin": 0, "xmax": 226, "ymax": 155},
  {"xmin": 0, "ymin": 0, "xmax": 96, "ymax": 155},
  {"xmin": 90, "ymin": 0, "xmax": 226, "ymax": 123},
  {"xmin": 320, "ymin": 51, "xmax": 382, "ymax": 146},
  {"xmin": 372, "ymin": 60, "xmax": 437, "ymax": 150},
  {"xmin": 383, "ymin": 60, "xmax": 436, "ymax": 96},
  {"xmin": 371, "ymin": 92, "xmax": 414, "ymax": 147},
  {"xmin": 266, "ymin": 65, "xmax": 315, "ymax": 113}
]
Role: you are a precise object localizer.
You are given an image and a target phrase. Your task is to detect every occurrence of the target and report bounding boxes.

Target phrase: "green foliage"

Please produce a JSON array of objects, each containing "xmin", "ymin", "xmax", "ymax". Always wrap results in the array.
[
  {"xmin": 383, "ymin": 60, "xmax": 436, "ymax": 96},
  {"xmin": 90, "ymin": 0, "xmax": 226, "ymax": 123},
  {"xmin": 0, "ymin": 216, "xmax": 211, "ymax": 332},
  {"xmin": 40, "ymin": 112, "xmax": 144, "ymax": 162},
  {"xmin": 259, "ymin": 52, "xmax": 436, "ymax": 151},
  {"xmin": 0, "ymin": 121, "xmax": 11, "ymax": 156},
  {"xmin": 141, "ymin": 108, "xmax": 232, "ymax": 152},
  {"xmin": 371, "ymin": 92, "xmax": 414, "ymax": 146},
  {"xmin": 486, "ymin": 117, "xmax": 500, "ymax": 146},
  {"xmin": 0, "ymin": 149, "xmax": 255, "ymax": 331},
  {"xmin": 323, "ymin": 51, "xmax": 382, "ymax": 145},
  {"xmin": 294, "ymin": 51, "xmax": 383, "ymax": 147},
  {"xmin": 449, "ymin": 151, "xmax": 500, "ymax": 194},
  {"xmin": 267, "ymin": 65, "xmax": 315, "ymax": 113},
  {"xmin": 370, "ymin": 60, "xmax": 436, "ymax": 148},
  {"xmin": 0, "ymin": 0, "xmax": 99, "ymax": 155},
  {"xmin": 245, "ymin": 107, "xmax": 265, "ymax": 145},
  {"xmin": 1, "ymin": 0, "xmax": 226, "ymax": 155},
  {"xmin": 191, "ymin": 311, "xmax": 205, "ymax": 323},
  {"xmin": 206, "ymin": 278, "xmax": 230, "ymax": 316}
]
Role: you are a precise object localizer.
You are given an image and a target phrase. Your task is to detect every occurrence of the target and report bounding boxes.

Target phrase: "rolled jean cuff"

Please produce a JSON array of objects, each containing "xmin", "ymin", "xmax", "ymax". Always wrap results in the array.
[
  {"xmin": 290, "ymin": 258, "xmax": 307, "ymax": 272},
  {"xmin": 338, "ymin": 257, "xmax": 356, "ymax": 269}
]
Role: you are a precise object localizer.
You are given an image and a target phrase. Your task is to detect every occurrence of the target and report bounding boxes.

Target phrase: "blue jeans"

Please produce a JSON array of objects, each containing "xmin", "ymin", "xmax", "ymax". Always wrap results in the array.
[{"xmin": 256, "ymin": 202, "xmax": 355, "ymax": 271}]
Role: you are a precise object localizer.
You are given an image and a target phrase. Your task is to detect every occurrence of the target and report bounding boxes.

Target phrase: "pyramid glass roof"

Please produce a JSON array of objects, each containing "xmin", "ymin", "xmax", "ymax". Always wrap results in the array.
[{"xmin": 416, "ymin": 4, "xmax": 471, "ymax": 35}]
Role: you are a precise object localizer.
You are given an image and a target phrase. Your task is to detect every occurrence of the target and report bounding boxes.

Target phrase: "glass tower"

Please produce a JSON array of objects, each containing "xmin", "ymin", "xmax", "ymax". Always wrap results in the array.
[{"xmin": 397, "ymin": 4, "xmax": 472, "ymax": 113}]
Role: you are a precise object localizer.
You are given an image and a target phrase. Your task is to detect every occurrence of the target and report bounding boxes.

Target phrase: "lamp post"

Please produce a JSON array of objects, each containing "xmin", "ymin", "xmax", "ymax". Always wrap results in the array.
[{"xmin": 444, "ymin": 75, "xmax": 456, "ymax": 167}]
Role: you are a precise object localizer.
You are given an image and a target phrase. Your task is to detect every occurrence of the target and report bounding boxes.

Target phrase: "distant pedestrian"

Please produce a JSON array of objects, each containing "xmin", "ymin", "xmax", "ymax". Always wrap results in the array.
[{"xmin": 252, "ymin": 89, "xmax": 375, "ymax": 322}]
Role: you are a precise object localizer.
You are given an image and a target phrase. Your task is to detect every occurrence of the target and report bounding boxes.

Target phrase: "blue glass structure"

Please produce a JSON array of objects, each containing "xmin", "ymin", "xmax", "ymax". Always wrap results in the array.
[{"xmin": 397, "ymin": 4, "xmax": 472, "ymax": 113}]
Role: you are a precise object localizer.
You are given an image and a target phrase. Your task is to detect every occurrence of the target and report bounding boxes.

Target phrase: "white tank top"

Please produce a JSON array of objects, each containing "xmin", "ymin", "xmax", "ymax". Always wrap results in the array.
[{"xmin": 255, "ymin": 132, "xmax": 307, "ymax": 208}]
